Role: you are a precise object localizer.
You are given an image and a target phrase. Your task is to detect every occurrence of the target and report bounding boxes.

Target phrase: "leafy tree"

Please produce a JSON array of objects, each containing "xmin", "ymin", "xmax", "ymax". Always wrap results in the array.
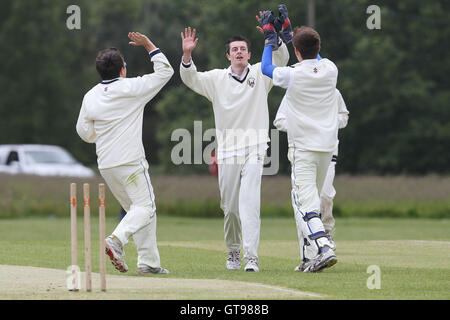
[{"xmin": 0, "ymin": 0, "xmax": 448, "ymax": 175}]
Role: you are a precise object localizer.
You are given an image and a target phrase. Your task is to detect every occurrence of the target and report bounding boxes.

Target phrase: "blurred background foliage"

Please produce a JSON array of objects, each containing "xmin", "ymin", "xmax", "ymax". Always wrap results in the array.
[{"xmin": 0, "ymin": 0, "xmax": 449, "ymax": 175}]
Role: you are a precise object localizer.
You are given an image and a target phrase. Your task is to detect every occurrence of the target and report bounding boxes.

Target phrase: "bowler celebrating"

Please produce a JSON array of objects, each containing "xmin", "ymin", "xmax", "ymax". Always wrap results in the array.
[{"xmin": 76, "ymin": 32, "xmax": 173, "ymax": 275}]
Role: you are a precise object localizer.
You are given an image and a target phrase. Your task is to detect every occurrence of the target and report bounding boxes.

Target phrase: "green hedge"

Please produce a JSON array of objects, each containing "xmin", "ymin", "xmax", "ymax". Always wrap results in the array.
[
  {"xmin": 3, "ymin": 199, "xmax": 448, "ymax": 219},
  {"xmin": 1, "ymin": 174, "xmax": 449, "ymax": 219}
]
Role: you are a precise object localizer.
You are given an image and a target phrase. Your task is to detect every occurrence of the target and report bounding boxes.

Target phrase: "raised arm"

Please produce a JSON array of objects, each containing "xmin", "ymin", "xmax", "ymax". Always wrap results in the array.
[
  {"xmin": 273, "ymin": 41, "xmax": 289, "ymax": 67},
  {"xmin": 128, "ymin": 31, "xmax": 157, "ymax": 52},
  {"xmin": 126, "ymin": 32, "xmax": 174, "ymax": 101},
  {"xmin": 274, "ymin": 4, "xmax": 293, "ymax": 45},
  {"xmin": 261, "ymin": 45, "xmax": 276, "ymax": 79},
  {"xmin": 181, "ymin": 27, "xmax": 199, "ymax": 65},
  {"xmin": 179, "ymin": 27, "xmax": 215, "ymax": 101}
]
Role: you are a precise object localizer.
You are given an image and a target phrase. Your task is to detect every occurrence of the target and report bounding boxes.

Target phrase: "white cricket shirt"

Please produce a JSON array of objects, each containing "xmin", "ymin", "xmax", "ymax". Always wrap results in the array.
[
  {"xmin": 76, "ymin": 50, "xmax": 174, "ymax": 169},
  {"xmin": 274, "ymin": 88, "xmax": 349, "ymax": 155},
  {"xmin": 273, "ymin": 58, "xmax": 340, "ymax": 152},
  {"xmin": 180, "ymin": 43, "xmax": 289, "ymax": 157}
]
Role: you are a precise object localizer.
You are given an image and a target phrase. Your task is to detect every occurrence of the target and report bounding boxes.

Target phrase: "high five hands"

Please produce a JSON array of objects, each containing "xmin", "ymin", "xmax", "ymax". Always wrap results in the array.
[
  {"xmin": 256, "ymin": 4, "xmax": 293, "ymax": 45},
  {"xmin": 128, "ymin": 32, "xmax": 156, "ymax": 52},
  {"xmin": 181, "ymin": 27, "xmax": 198, "ymax": 64}
]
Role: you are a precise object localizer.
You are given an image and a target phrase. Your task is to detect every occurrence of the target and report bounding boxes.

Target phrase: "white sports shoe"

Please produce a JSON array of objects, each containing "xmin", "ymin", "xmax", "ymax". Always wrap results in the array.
[
  {"xmin": 105, "ymin": 236, "xmax": 128, "ymax": 273},
  {"xmin": 244, "ymin": 257, "xmax": 259, "ymax": 272},
  {"xmin": 226, "ymin": 250, "xmax": 241, "ymax": 270},
  {"xmin": 294, "ymin": 259, "xmax": 311, "ymax": 272},
  {"xmin": 138, "ymin": 266, "xmax": 170, "ymax": 274},
  {"xmin": 303, "ymin": 247, "xmax": 337, "ymax": 273}
]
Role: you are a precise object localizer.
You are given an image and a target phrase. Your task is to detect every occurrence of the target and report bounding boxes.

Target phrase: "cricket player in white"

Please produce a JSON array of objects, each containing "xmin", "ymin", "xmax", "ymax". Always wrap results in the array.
[
  {"xmin": 261, "ymin": 11, "xmax": 340, "ymax": 272},
  {"xmin": 179, "ymin": 20, "xmax": 289, "ymax": 272},
  {"xmin": 274, "ymin": 89, "xmax": 349, "ymax": 252},
  {"xmin": 76, "ymin": 32, "xmax": 174, "ymax": 274},
  {"xmin": 319, "ymin": 90, "xmax": 349, "ymax": 247}
]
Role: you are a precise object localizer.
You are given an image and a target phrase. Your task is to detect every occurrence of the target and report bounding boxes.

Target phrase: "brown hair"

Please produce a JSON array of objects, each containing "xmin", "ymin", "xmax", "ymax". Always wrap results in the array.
[
  {"xmin": 292, "ymin": 26, "xmax": 321, "ymax": 59},
  {"xmin": 225, "ymin": 35, "xmax": 251, "ymax": 54},
  {"xmin": 95, "ymin": 47, "xmax": 125, "ymax": 80}
]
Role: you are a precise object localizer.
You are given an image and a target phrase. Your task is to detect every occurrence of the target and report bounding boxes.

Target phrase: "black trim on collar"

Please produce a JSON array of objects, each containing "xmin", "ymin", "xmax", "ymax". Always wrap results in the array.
[
  {"xmin": 231, "ymin": 68, "xmax": 250, "ymax": 83},
  {"xmin": 101, "ymin": 78, "xmax": 120, "ymax": 84}
]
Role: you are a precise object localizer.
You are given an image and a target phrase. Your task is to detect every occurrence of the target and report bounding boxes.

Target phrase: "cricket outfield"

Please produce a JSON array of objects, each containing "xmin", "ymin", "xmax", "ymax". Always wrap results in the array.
[{"xmin": 0, "ymin": 216, "xmax": 449, "ymax": 300}]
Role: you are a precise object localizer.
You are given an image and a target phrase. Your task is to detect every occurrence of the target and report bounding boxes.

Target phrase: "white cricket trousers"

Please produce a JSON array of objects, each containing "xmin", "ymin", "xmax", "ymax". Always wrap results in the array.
[
  {"xmin": 218, "ymin": 150, "xmax": 264, "ymax": 260},
  {"xmin": 100, "ymin": 159, "xmax": 161, "ymax": 269},
  {"xmin": 288, "ymin": 148, "xmax": 333, "ymax": 260},
  {"xmin": 320, "ymin": 158, "xmax": 336, "ymax": 232}
]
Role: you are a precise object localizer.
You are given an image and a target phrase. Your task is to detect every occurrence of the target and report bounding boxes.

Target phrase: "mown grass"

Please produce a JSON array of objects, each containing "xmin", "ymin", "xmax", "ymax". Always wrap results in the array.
[
  {"xmin": 1, "ymin": 174, "xmax": 449, "ymax": 300},
  {"xmin": 0, "ymin": 216, "xmax": 449, "ymax": 299},
  {"xmin": 1, "ymin": 174, "xmax": 449, "ymax": 219}
]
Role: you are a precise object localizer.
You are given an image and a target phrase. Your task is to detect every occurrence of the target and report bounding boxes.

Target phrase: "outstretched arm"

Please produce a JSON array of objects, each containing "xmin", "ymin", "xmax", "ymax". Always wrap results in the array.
[
  {"xmin": 181, "ymin": 27, "xmax": 198, "ymax": 65},
  {"xmin": 126, "ymin": 32, "xmax": 174, "ymax": 100},
  {"xmin": 261, "ymin": 45, "xmax": 276, "ymax": 78},
  {"xmin": 128, "ymin": 31, "xmax": 157, "ymax": 52},
  {"xmin": 262, "ymin": 45, "xmax": 292, "ymax": 89},
  {"xmin": 256, "ymin": 11, "xmax": 289, "ymax": 66},
  {"xmin": 179, "ymin": 27, "xmax": 215, "ymax": 101}
]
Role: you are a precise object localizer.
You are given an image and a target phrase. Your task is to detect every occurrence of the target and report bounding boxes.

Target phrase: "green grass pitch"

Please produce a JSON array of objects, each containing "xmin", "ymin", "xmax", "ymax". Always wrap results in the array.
[{"xmin": 0, "ymin": 216, "xmax": 449, "ymax": 300}]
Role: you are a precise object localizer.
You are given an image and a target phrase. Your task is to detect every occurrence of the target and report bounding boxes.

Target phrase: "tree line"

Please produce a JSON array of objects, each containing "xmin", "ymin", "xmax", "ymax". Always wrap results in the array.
[{"xmin": 0, "ymin": 0, "xmax": 448, "ymax": 175}]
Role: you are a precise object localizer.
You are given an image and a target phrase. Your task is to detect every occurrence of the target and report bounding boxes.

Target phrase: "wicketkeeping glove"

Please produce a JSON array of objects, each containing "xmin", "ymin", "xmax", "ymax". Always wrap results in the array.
[
  {"xmin": 260, "ymin": 10, "xmax": 279, "ymax": 49},
  {"xmin": 274, "ymin": 4, "xmax": 293, "ymax": 44}
]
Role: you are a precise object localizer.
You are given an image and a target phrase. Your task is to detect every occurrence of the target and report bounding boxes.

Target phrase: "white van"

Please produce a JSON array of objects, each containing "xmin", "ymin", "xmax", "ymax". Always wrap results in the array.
[{"xmin": 0, "ymin": 144, "xmax": 96, "ymax": 178}]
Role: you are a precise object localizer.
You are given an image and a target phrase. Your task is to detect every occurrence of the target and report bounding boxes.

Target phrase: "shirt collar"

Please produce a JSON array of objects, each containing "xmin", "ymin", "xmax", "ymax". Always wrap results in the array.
[
  {"xmin": 299, "ymin": 58, "xmax": 319, "ymax": 66},
  {"xmin": 101, "ymin": 77, "xmax": 121, "ymax": 84},
  {"xmin": 227, "ymin": 63, "xmax": 251, "ymax": 81}
]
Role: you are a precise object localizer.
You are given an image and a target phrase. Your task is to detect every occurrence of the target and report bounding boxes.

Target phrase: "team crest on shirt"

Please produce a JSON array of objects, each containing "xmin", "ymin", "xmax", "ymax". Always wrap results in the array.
[
  {"xmin": 247, "ymin": 77, "xmax": 256, "ymax": 88},
  {"xmin": 104, "ymin": 87, "xmax": 108, "ymax": 92}
]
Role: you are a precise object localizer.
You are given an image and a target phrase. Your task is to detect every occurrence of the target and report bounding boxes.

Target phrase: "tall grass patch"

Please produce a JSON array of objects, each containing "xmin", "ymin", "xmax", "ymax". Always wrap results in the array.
[{"xmin": 1, "ymin": 173, "xmax": 449, "ymax": 219}]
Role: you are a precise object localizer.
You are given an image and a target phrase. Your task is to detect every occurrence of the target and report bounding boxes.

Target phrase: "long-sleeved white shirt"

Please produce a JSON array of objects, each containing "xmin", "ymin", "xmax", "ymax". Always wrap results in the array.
[
  {"xmin": 272, "ymin": 58, "xmax": 340, "ymax": 152},
  {"xmin": 76, "ymin": 50, "xmax": 174, "ymax": 169},
  {"xmin": 274, "ymin": 88, "xmax": 349, "ymax": 154},
  {"xmin": 180, "ymin": 43, "xmax": 289, "ymax": 156}
]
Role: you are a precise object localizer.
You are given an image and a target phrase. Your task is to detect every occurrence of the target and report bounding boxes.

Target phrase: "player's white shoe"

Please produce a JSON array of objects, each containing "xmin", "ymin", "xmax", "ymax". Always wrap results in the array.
[
  {"xmin": 294, "ymin": 259, "xmax": 311, "ymax": 272},
  {"xmin": 226, "ymin": 250, "xmax": 241, "ymax": 270},
  {"xmin": 244, "ymin": 257, "xmax": 259, "ymax": 272},
  {"xmin": 105, "ymin": 236, "xmax": 128, "ymax": 273},
  {"xmin": 303, "ymin": 248, "xmax": 337, "ymax": 273},
  {"xmin": 138, "ymin": 266, "xmax": 170, "ymax": 274}
]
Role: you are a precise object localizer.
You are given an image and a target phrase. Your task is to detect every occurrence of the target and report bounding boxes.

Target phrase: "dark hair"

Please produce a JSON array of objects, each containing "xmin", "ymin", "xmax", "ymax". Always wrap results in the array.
[
  {"xmin": 292, "ymin": 26, "xmax": 321, "ymax": 59},
  {"xmin": 225, "ymin": 35, "xmax": 251, "ymax": 54},
  {"xmin": 95, "ymin": 47, "xmax": 125, "ymax": 80}
]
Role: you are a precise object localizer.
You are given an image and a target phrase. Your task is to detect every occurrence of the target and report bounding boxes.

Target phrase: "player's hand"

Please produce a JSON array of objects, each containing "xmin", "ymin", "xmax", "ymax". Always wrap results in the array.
[
  {"xmin": 181, "ymin": 27, "xmax": 198, "ymax": 54},
  {"xmin": 255, "ymin": 11, "xmax": 264, "ymax": 34},
  {"xmin": 128, "ymin": 32, "xmax": 156, "ymax": 52},
  {"xmin": 274, "ymin": 4, "xmax": 293, "ymax": 44},
  {"xmin": 259, "ymin": 10, "xmax": 279, "ymax": 49}
]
